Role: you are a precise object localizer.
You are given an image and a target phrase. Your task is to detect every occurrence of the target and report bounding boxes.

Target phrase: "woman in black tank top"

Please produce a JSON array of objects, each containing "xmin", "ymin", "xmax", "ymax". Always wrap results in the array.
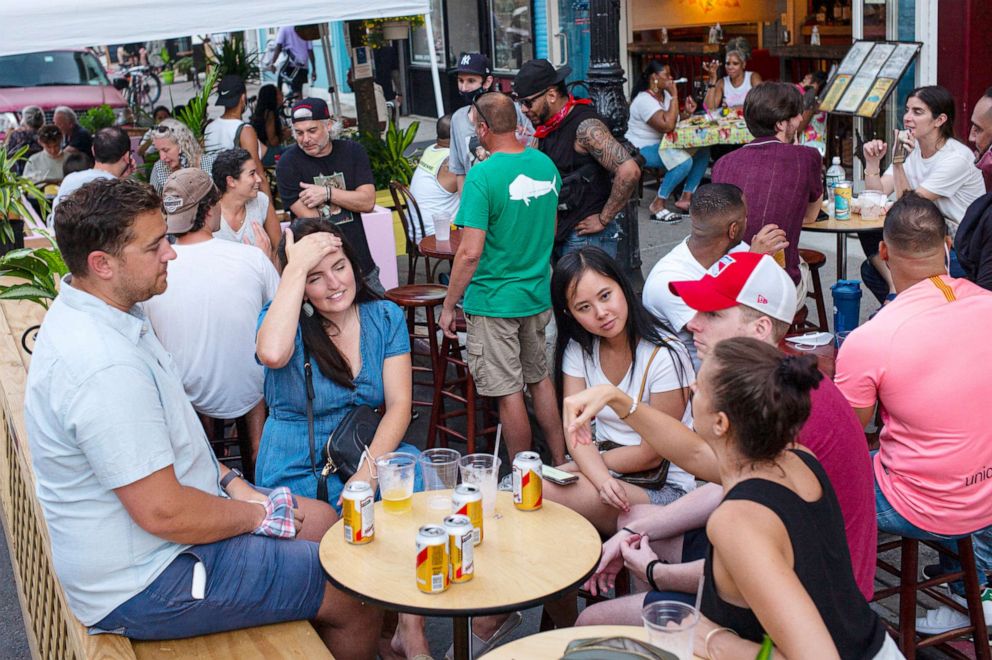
[{"xmin": 686, "ymin": 338, "xmax": 892, "ymax": 659}]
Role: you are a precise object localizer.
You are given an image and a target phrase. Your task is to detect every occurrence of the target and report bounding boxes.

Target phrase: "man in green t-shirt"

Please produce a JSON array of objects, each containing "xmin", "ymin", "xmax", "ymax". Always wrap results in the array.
[{"xmin": 440, "ymin": 92, "xmax": 567, "ymax": 465}]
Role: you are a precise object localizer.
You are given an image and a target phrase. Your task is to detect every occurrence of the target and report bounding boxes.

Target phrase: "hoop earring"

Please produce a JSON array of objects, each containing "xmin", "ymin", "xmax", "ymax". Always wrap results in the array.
[{"xmin": 302, "ymin": 301, "xmax": 314, "ymax": 318}]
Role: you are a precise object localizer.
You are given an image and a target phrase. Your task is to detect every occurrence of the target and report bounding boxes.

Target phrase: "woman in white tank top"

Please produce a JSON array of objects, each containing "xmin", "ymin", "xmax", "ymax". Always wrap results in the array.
[{"xmin": 703, "ymin": 38, "xmax": 762, "ymax": 110}]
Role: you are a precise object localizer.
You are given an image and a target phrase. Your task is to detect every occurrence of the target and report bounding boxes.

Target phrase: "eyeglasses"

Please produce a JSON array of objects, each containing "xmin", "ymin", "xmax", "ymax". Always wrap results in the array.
[
  {"xmin": 471, "ymin": 90, "xmax": 504, "ymax": 128},
  {"xmin": 516, "ymin": 87, "xmax": 551, "ymax": 109}
]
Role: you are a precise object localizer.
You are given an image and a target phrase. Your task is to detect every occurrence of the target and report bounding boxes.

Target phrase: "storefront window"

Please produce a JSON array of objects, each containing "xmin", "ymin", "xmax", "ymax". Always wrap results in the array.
[
  {"xmin": 448, "ymin": 0, "xmax": 482, "ymax": 68},
  {"xmin": 411, "ymin": 0, "xmax": 445, "ymax": 65},
  {"xmin": 490, "ymin": 0, "xmax": 534, "ymax": 73}
]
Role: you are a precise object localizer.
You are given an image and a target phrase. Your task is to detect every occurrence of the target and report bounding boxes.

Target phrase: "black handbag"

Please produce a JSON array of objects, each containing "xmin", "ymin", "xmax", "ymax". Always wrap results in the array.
[
  {"xmin": 303, "ymin": 346, "xmax": 381, "ymax": 502},
  {"xmin": 596, "ymin": 345, "xmax": 671, "ymax": 490}
]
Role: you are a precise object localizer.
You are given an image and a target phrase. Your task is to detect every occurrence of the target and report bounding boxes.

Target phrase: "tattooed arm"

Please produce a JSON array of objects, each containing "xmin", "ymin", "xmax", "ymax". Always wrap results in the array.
[{"xmin": 576, "ymin": 118, "xmax": 642, "ymax": 225}]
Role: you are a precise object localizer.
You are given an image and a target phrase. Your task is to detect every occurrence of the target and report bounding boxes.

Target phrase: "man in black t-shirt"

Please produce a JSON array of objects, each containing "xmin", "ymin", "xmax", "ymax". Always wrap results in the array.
[{"xmin": 275, "ymin": 97, "xmax": 382, "ymax": 291}]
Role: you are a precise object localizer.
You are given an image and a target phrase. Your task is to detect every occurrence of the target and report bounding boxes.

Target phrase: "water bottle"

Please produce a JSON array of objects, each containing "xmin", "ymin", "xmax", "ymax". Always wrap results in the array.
[
  {"xmin": 831, "ymin": 280, "xmax": 862, "ymax": 335},
  {"xmin": 825, "ymin": 156, "xmax": 844, "ymax": 201}
]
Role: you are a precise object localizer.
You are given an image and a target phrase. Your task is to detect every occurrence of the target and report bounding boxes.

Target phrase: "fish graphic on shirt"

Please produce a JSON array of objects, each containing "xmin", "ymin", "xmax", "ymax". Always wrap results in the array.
[{"xmin": 508, "ymin": 174, "xmax": 558, "ymax": 206}]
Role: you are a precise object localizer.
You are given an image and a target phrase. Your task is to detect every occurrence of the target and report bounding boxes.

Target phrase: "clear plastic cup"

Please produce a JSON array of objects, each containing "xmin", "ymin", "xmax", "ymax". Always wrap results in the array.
[
  {"xmin": 459, "ymin": 454, "xmax": 501, "ymax": 518},
  {"xmin": 419, "ymin": 448, "xmax": 461, "ymax": 509},
  {"xmin": 859, "ymin": 190, "xmax": 888, "ymax": 220},
  {"xmin": 376, "ymin": 452, "xmax": 416, "ymax": 514},
  {"xmin": 641, "ymin": 601, "xmax": 699, "ymax": 660},
  {"xmin": 434, "ymin": 212, "xmax": 452, "ymax": 242}
]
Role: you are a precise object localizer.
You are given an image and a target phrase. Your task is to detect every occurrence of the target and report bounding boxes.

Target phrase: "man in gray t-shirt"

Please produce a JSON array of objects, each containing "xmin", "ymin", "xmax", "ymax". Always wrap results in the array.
[{"xmin": 448, "ymin": 52, "xmax": 533, "ymax": 190}]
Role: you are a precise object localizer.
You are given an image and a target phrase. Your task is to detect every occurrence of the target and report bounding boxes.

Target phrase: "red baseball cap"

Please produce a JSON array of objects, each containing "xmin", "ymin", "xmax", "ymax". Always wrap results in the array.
[{"xmin": 669, "ymin": 252, "xmax": 797, "ymax": 323}]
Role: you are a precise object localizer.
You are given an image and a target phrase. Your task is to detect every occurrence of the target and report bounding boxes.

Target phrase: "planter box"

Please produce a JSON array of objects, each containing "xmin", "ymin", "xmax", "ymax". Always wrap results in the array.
[{"xmin": 375, "ymin": 189, "xmax": 408, "ymax": 256}]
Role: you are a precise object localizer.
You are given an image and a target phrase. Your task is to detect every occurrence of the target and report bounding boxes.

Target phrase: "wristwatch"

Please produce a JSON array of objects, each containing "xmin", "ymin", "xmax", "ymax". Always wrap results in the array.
[{"xmin": 220, "ymin": 467, "xmax": 244, "ymax": 490}]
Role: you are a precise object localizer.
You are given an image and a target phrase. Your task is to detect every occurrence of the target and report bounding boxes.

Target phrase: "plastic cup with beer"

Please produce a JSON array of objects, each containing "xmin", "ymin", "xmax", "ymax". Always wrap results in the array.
[
  {"xmin": 641, "ymin": 601, "xmax": 700, "ymax": 660},
  {"xmin": 376, "ymin": 452, "xmax": 416, "ymax": 514},
  {"xmin": 459, "ymin": 453, "xmax": 501, "ymax": 518},
  {"xmin": 434, "ymin": 212, "xmax": 452, "ymax": 242},
  {"xmin": 419, "ymin": 448, "xmax": 461, "ymax": 509}
]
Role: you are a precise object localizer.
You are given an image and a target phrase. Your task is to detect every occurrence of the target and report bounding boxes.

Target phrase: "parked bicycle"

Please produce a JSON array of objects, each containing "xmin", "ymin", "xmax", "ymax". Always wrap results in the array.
[{"xmin": 118, "ymin": 65, "xmax": 162, "ymax": 114}]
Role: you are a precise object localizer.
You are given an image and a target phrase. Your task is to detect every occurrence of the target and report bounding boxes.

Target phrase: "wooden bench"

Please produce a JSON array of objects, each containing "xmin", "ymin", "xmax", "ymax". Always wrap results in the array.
[{"xmin": 0, "ymin": 296, "xmax": 331, "ymax": 659}]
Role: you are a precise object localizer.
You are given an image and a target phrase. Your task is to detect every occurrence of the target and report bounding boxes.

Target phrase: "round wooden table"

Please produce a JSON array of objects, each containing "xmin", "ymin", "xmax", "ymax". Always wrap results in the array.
[
  {"xmin": 319, "ymin": 490, "xmax": 601, "ymax": 660},
  {"xmin": 802, "ymin": 212, "xmax": 884, "ymax": 280},
  {"xmin": 419, "ymin": 231, "xmax": 462, "ymax": 262},
  {"xmin": 482, "ymin": 624, "xmax": 703, "ymax": 659}
]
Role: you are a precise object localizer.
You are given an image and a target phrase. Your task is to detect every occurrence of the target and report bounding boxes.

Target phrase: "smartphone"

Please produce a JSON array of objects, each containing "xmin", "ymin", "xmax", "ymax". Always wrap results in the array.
[{"xmin": 543, "ymin": 464, "xmax": 579, "ymax": 486}]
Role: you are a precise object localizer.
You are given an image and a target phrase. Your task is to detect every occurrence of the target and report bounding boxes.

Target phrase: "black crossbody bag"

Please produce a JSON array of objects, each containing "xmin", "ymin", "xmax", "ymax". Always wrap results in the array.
[{"xmin": 303, "ymin": 346, "xmax": 381, "ymax": 502}]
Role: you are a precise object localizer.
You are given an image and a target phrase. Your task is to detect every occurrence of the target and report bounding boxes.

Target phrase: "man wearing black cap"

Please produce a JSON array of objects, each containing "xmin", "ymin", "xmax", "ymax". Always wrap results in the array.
[
  {"xmin": 448, "ymin": 52, "xmax": 533, "ymax": 190},
  {"xmin": 204, "ymin": 74, "xmax": 280, "ymax": 249},
  {"xmin": 513, "ymin": 59, "xmax": 641, "ymax": 260},
  {"xmin": 275, "ymin": 98, "xmax": 381, "ymax": 291}
]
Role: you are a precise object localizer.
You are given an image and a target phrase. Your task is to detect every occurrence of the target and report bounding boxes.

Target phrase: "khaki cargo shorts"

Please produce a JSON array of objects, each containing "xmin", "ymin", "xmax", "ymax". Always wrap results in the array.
[{"xmin": 464, "ymin": 310, "xmax": 552, "ymax": 397}]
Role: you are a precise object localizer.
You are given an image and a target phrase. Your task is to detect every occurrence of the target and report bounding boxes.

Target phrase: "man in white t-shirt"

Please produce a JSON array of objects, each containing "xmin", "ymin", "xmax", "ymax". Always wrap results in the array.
[
  {"xmin": 50, "ymin": 127, "xmax": 134, "ymax": 221},
  {"xmin": 642, "ymin": 183, "xmax": 788, "ymax": 369},
  {"xmin": 408, "ymin": 113, "xmax": 459, "ymax": 243},
  {"xmin": 143, "ymin": 169, "xmax": 279, "ymax": 461}
]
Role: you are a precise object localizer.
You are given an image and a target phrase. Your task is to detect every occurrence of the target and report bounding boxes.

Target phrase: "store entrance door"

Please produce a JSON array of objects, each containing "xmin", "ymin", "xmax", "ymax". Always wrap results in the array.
[{"xmin": 549, "ymin": 0, "xmax": 591, "ymax": 93}]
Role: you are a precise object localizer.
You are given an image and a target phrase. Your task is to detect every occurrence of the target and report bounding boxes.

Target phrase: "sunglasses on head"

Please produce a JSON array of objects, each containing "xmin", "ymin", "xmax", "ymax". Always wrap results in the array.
[{"xmin": 471, "ymin": 90, "xmax": 504, "ymax": 127}]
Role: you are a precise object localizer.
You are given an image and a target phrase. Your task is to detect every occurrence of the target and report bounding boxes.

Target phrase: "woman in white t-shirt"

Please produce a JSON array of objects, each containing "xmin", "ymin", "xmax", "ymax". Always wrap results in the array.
[
  {"xmin": 860, "ymin": 85, "xmax": 987, "ymax": 302},
  {"xmin": 702, "ymin": 38, "xmax": 762, "ymax": 110},
  {"xmin": 626, "ymin": 62, "xmax": 711, "ymax": 220},
  {"xmin": 212, "ymin": 148, "xmax": 281, "ymax": 266},
  {"xmin": 547, "ymin": 247, "xmax": 695, "ymax": 535}
]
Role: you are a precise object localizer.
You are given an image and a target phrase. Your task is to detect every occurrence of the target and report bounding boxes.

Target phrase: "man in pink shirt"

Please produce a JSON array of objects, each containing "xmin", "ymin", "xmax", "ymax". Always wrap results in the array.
[{"xmin": 835, "ymin": 192, "xmax": 992, "ymax": 633}]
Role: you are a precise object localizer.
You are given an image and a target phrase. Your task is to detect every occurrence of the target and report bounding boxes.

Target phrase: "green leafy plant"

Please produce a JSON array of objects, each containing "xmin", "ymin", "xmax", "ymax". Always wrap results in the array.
[
  {"xmin": 358, "ymin": 16, "xmax": 426, "ymax": 48},
  {"xmin": 216, "ymin": 35, "xmax": 260, "ymax": 83},
  {"xmin": 0, "ymin": 231, "xmax": 67, "ymax": 309},
  {"xmin": 0, "ymin": 146, "xmax": 48, "ymax": 244},
  {"xmin": 174, "ymin": 56, "xmax": 194, "ymax": 76},
  {"xmin": 78, "ymin": 104, "xmax": 117, "ymax": 133},
  {"xmin": 175, "ymin": 68, "xmax": 221, "ymax": 142},
  {"xmin": 358, "ymin": 120, "xmax": 421, "ymax": 190}
]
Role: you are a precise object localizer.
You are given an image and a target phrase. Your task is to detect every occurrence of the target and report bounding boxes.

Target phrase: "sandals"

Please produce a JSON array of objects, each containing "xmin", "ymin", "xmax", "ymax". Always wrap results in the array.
[
  {"xmin": 443, "ymin": 611, "xmax": 523, "ymax": 660},
  {"xmin": 651, "ymin": 208, "xmax": 684, "ymax": 224}
]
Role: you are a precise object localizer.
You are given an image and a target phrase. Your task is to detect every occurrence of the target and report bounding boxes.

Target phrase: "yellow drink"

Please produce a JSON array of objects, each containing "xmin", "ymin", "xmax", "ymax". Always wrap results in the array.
[{"xmin": 382, "ymin": 489, "xmax": 413, "ymax": 513}]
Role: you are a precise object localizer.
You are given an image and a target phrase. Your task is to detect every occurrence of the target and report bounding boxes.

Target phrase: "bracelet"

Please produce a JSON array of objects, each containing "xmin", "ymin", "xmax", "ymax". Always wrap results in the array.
[
  {"xmin": 324, "ymin": 184, "xmax": 332, "ymax": 203},
  {"xmin": 704, "ymin": 627, "xmax": 741, "ymax": 658},
  {"xmin": 621, "ymin": 526, "xmax": 639, "ymax": 536},
  {"xmin": 864, "ymin": 169, "xmax": 880, "ymax": 176},
  {"xmin": 645, "ymin": 559, "xmax": 661, "ymax": 591},
  {"xmin": 618, "ymin": 399, "xmax": 638, "ymax": 420}
]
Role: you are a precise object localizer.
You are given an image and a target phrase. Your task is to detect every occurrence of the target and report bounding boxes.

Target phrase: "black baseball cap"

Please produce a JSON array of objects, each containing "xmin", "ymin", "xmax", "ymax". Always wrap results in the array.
[
  {"xmin": 456, "ymin": 52, "xmax": 491, "ymax": 77},
  {"xmin": 291, "ymin": 97, "xmax": 331, "ymax": 123},
  {"xmin": 512, "ymin": 59, "xmax": 572, "ymax": 99},
  {"xmin": 215, "ymin": 75, "xmax": 246, "ymax": 107}
]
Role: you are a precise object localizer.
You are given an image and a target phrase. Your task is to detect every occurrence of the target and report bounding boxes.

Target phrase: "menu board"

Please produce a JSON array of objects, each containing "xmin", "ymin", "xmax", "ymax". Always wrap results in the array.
[{"xmin": 818, "ymin": 40, "xmax": 921, "ymax": 117}]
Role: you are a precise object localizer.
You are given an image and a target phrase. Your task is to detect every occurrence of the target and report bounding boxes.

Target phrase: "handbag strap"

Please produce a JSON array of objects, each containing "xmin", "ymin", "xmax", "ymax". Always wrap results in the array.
[
  {"xmin": 303, "ymin": 344, "xmax": 317, "ymax": 477},
  {"xmin": 635, "ymin": 345, "xmax": 662, "ymax": 404}
]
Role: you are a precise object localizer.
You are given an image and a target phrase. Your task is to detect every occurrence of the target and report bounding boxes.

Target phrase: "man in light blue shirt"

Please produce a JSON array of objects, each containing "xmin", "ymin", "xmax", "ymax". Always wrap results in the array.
[{"xmin": 25, "ymin": 178, "xmax": 380, "ymax": 656}]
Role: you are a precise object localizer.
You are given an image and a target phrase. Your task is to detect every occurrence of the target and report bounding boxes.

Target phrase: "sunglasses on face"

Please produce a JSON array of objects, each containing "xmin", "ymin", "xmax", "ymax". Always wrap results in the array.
[{"xmin": 516, "ymin": 87, "xmax": 551, "ymax": 109}]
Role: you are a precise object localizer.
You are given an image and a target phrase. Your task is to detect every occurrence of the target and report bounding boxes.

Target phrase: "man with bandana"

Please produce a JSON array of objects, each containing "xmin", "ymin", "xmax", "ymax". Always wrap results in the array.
[
  {"xmin": 447, "ymin": 52, "xmax": 533, "ymax": 191},
  {"xmin": 955, "ymin": 86, "xmax": 992, "ymax": 291},
  {"xmin": 513, "ymin": 59, "xmax": 641, "ymax": 260}
]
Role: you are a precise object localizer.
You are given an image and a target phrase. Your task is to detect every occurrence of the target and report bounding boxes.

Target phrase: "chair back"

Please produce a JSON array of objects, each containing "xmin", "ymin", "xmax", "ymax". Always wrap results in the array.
[{"xmin": 389, "ymin": 181, "xmax": 428, "ymax": 250}]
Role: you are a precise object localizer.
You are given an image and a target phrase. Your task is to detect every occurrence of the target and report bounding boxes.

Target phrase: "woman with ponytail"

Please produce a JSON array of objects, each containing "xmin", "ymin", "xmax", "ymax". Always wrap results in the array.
[
  {"xmin": 626, "ymin": 60, "xmax": 711, "ymax": 219},
  {"xmin": 564, "ymin": 338, "xmax": 899, "ymax": 659}
]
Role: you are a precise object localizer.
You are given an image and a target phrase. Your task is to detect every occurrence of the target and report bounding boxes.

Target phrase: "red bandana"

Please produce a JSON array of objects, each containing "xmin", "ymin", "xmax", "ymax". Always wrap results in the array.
[{"xmin": 532, "ymin": 95, "xmax": 593, "ymax": 139}]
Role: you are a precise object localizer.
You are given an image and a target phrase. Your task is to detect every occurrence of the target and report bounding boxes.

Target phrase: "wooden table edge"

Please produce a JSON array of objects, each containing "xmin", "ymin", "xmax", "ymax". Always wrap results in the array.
[{"xmin": 321, "ymin": 552, "xmax": 600, "ymax": 619}]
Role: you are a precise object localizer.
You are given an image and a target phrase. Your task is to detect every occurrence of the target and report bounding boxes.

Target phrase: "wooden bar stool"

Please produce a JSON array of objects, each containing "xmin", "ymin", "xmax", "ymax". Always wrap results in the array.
[
  {"xmin": 799, "ymin": 248, "xmax": 829, "ymax": 332},
  {"xmin": 384, "ymin": 284, "xmax": 447, "ymax": 410},
  {"xmin": 874, "ymin": 536, "xmax": 990, "ymax": 659},
  {"xmin": 201, "ymin": 414, "xmax": 254, "ymax": 482},
  {"xmin": 429, "ymin": 329, "xmax": 499, "ymax": 454}
]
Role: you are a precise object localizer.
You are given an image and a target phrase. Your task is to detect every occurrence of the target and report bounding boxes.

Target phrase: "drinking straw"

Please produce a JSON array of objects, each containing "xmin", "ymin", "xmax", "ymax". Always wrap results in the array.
[
  {"xmin": 701, "ymin": 101, "xmax": 716, "ymax": 121},
  {"xmin": 493, "ymin": 423, "xmax": 502, "ymax": 464},
  {"xmin": 694, "ymin": 571, "xmax": 705, "ymax": 613}
]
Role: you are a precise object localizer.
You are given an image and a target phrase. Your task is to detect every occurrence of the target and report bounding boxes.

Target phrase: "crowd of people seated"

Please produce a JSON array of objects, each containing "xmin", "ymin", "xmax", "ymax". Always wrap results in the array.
[{"xmin": 13, "ymin": 36, "xmax": 992, "ymax": 660}]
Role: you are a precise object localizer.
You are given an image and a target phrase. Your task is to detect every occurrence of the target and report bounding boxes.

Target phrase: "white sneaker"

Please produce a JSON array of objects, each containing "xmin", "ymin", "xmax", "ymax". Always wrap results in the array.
[{"xmin": 915, "ymin": 587, "xmax": 992, "ymax": 635}]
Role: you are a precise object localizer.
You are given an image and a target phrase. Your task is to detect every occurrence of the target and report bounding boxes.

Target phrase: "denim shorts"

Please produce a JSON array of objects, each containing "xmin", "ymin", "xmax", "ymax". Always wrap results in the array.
[
  {"xmin": 90, "ymin": 534, "xmax": 325, "ymax": 639},
  {"xmin": 555, "ymin": 219, "xmax": 620, "ymax": 261}
]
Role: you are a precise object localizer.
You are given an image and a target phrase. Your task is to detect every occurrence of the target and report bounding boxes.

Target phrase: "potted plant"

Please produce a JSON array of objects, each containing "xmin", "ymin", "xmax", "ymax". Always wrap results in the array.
[
  {"xmin": 78, "ymin": 104, "xmax": 117, "ymax": 133},
  {"xmin": 216, "ymin": 35, "xmax": 260, "ymax": 83},
  {"xmin": 159, "ymin": 48, "xmax": 175, "ymax": 85},
  {"xmin": 174, "ymin": 56, "xmax": 194, "ymax": 82},
  {"xmin": 0, "ymin": 146, "xmax": 47, "ymax": 256},
  {"xmin": 359, "ymin": 16, "xmax": 425, "ymax": 47},
  {"xmin": 357, "ymin": 119, "xmax": 421, "ymax": 208},
  {"xmin": 0, "ymin": 230, "xmax": 68, "ymax": 352}
]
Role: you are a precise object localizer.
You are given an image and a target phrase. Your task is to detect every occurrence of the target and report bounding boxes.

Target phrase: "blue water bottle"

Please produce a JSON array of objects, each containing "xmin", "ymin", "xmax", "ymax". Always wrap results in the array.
[{"xmin": 831, "ymin": 280, "xmax": 862, "ymax": 335}]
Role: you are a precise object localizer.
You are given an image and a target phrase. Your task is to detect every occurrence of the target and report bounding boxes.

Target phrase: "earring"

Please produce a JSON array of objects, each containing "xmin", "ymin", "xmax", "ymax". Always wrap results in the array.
[{"xmin": 302, "ymin": 301, "xmax": 314, "ymax": 317}]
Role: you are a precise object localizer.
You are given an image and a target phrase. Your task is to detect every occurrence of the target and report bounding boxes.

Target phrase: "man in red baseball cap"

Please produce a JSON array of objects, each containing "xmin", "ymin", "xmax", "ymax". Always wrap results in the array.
[{"xmin": 572, "ymin": 252, "xmax": 877, "ymax": 626}]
